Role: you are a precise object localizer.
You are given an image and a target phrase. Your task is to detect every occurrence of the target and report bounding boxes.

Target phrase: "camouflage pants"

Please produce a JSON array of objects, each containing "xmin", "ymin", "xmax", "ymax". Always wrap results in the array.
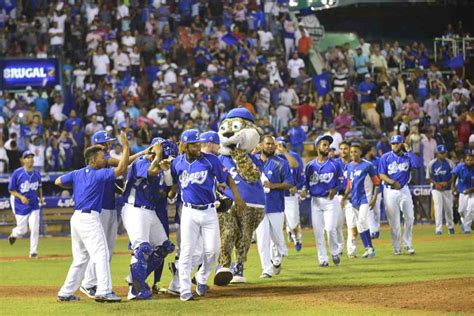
[{"xmin": 218, "ymin": 205, "xmax": 265, "ymax": 268}]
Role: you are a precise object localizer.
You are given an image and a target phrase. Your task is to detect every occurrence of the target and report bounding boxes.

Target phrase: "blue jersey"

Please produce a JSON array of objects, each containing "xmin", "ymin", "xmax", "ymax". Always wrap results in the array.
[
  {"xmin": 172, "ymin": 153, "xmax": 229, "ymax": 205},
  {"xmin": 452, "ymin": 163, "xmax": 474, "ymax": 193},
  {"xmin": 59, "ymin": 138, "xmax": 73, "ymax": 169},
  {"xmin": 123, "ymin": 156, "xmax": 165, "ymax": 210},
  {"xmin": 60, "ymin": 167, "xmax": 115, "ymax": 212},
  {"xmin": 101, "ymin": 152, "xmax": 116, "ymax": 210},
  {"xmin": 428, "ymin": 158, "xmax": 455, "ymax": 190},
  {"xmin": 9, "ymin": 167, "xmax": 42, "ymax": 215},
  {"xmin": 219, "ymin": 154, "xmax": 265, "ymax": 208},
  {"xmin": 305, "ymin": 158, "xmax": 342, "ymax": 198},
  {"xmin": 378, "ymin": 151, "xmax": 422, "ymax": 188},
  {"xmin": 257, "ymin": 154, "xmax": 293, "ymax": 213},
  {"xmin": 278, "ymin": 151, "xmax": 305, "ymax": 193},
  {"xmin": 333, "ymin": 157, "xmax": 350, "ymax": 194},
  {"xmin": 347, "ymin": 160, "xmax": 379, "ymax": 208}
]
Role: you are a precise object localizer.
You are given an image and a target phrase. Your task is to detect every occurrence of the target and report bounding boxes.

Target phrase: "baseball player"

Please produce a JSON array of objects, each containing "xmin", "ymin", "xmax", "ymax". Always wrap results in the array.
[
  {"xmin": 452, "ymin": 152, "xmax": 474, "ymax": 234},
  {"xmin": 341, "ymin": 143, "xmax": 380, "ymax": 258},
  {"xmin": 150, "ymin": 138, "xmax": 179, "ymax": 294},
  {"xmin": 8, "ymin": 150, "xmax": 43, "ymax": 258},
  {"xmin": 81, "ymin": 130, "xmax": 146, "ymax": 298},
  {"xmin": 55, "ymin": 131, "xmax": 130, "ymax": 303},
  {"xmin": 428, "ymin": 145, "xmax": 455, "ymax": 235},
  {"xmin": 276, "ymin": 137, "xmax": 304, "ymax": 251},
  {"xmin": 255, "ymin": 135, "xmax": 293, "ymax": 278},
  {"xmin": 378, "ymin": 135, "xmax": 422, "ymax": 255},
  {"xmin": 121, "ymin": 138, "xmax": 175, "ymax": 300},
  {"xmin": 364, "ymin": 145, "xmax": 382, "ymax": 239},
  {"xmin": 170, "ymin": 129, "xmax": 245, "ymax": 301},
  {"xmin": 302, "ymin": 135, "xmax": 343, "ymax": 267},
  {"xmin": 334, "ymin": 141, "xmax": 358, "ymax": 258}
]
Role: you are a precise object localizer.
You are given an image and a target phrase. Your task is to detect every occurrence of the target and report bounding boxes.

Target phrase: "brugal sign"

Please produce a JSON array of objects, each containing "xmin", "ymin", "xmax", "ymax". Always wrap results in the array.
[{"xmin": 0, "ymin": 58, "xmax": 60, "ymax": 89}]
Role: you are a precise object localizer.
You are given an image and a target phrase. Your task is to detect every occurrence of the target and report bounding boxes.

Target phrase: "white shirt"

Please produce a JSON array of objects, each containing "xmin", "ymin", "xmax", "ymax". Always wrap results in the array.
[
  {"xmin": 276, "ymin": 105, "xmax": 292, "ymax": 129},
  {"xmin": 423, "ymin": 98, "xmax": 441, "ymax": 125},
  {"xmin": 86, "ymin": 32, "xmax": 102, "ymax": 51},
  {"xmin": 0, "ymin": 147, "xmax": 8, "ymax": 172},
  {"xmin": 53, "ymin": 13, "xmax": 67, "ymax": 31},
  {"xmin": 117, "ymin": 4, "xmax": 130, "ymax": 19},
  {"xmin": 113, "ymin": 52, "xmax": 130, "ymax": 72},
  {"xmin": 113, "ymin": 110, "xmax": 126, "ymax": 126},
  {"xmin": 50, "ymin": 103, "xmax": 65, "ymax": 122},
  {"xmin": 287, "ymin": 58, "xmax": 305, "ymax": 78},
  {"xmin": 122, "ymin": 35, "xmax": 136, "ymax": 50},
  {"xmin": 257, "ymin": 30, "xmax": 274, "ymax": 51},
  {"xmin": 452, "ymin": 87, "xmax": 470, "ymax": 100},
  {"xmin": 164, "ymin": 70, "xmax": 177, "ymax": 85},
  {"xmin": 93, "ymin": 54, "xmax": 110, "ymax": 75},
  {"xmin": 73, "ymin": 69, "xmax": 88, "ymax": 89},
  {"xmin": 86, "ymin": 6, "xmax": 99, "ymax": 24},
  {"xmin": 105, "ymin": 41, "xmax": 119, "ymax": 57},
  {"xmin": 29, "ymin": 144, "xmax": 45, "ymax": 168},
  {"xmin": 179, "ymin": 93, "xmax": 195, "ymax": 114},
  {"xmin": 85, "ymin": 122, "xmax": 104, "ymax": 136},
  {"xmin": 129, "ymin": 51, "xmax": 140, "ymax": 66},
  {"xmin": 87, "ymin": 100, "xmax": 98, "ymax": 116},
  {"xmin": 147, "ymin": 108, "xmax": 169, "ymax": 125},
  {"xmin": 49, "ymin": 27, "xmax": 64, "ymax": 45},
  {"xmin": 280, "ymin": 88, "xmax": 299, "ymax": 107}
]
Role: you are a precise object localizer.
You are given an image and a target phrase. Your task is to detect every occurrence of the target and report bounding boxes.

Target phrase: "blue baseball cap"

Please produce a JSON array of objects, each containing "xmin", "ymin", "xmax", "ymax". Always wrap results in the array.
[
  {"xmin": 150, "ymin": 137, "xmax": 179, "ymax": 158},
  {"xmin": 225, "ymin": 108, "xmax": 255, "ymax": 123},
  {"xmin": 436, "ymin": 144, "xmax": 447, "ymax": 153},
  {"xmin": 276, "ymin": 136, "xmax": 287, "ymax": 147},
  {"xmin": 22, "ymin": 150, "xmax": 35, "ymax": 159},
  {"xmin": 390, "ymin": 135, "xmax": 403, "ymax": 144},
  {"xmin": 181, "ymin": 129, "xmax": 200, "ymax": 144},
  {"xmin": 314, "ymin": 135, "xmax": 333, "ymax": 146},
  {"xmin": 92, "ymin": 130, "xmax": 116, "ymax": 145},
  {"xmin": 200, "ymin": 131, "xmax": 220, "ymax": 144}
]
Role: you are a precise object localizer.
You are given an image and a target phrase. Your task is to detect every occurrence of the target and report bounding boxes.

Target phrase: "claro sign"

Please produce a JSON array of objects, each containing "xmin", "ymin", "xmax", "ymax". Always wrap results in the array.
[{"xmin": 0, "ymin": 58, "xmax": 60, "ymax": 89}]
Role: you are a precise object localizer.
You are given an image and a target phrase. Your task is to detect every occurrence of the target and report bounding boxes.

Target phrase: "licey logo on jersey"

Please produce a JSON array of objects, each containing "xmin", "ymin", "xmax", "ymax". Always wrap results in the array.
[
  {"xmin": 229, "ymin": 167, "xmax": 240, "ymax": 184},
  {"xmin": 433, "ymin": 167, "xmax": 447, "ymax": 176},
  {"xmin": 350, "ymin": 169, "xmax": 363, "ymax": 180},
  {"xmin": 387, "ymin": 161, "xmax": 409, "ymax": 175},
  {"xmin": 19, "ymin": 181, "xmax": 40, "ymax": 194},
  {"xmin": 179, "ymin": 170, "xmax": 208, "ymax": 188},
  {"xmin": 309, "ymin": 172, "xmax": 334, "ymax": 185}
]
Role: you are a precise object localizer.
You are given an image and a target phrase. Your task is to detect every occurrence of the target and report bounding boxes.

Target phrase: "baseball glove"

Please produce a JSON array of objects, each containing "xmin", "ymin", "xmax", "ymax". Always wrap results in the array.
[{"xmin": 216, "ymin": 191, "xmax": 234, "ymax": 213}]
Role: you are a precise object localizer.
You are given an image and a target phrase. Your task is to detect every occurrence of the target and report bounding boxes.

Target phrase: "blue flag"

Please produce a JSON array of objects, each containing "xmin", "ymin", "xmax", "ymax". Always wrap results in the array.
[
  {"xmin": 445, "ymin": 54, "xmax": 464, "ymax": 69},
  {"xmin": 222, "ymin": 32, "xmax": 239, "ymax": 46}
]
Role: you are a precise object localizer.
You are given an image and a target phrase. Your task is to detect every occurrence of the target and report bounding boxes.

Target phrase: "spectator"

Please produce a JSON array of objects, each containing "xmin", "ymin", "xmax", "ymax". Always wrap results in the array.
[
  {"xmin": 28, "ymin": 136, "xmax": 45, "ymax": 172},
  {"xmin": 324, "ymin": 124, "xmax": 343, "ymax": 154},
  {"xmin": 0, "ymin": 139, "xmax": 8, "ymax": 173},
  {"xmin": 421, "ymin": 129, "xmax": 437, "ymax": 179},
  {"xmin": 287, "ymin": 52, "xmax": 305, "ymax": 79},
  {"xmin": 45, "ymin": 137, "xmax": 65, "ymax": 171},
  {"xmin": 358, "ymin": 74, "xmax": 376, "ymax": 104},
  {"xmin": 376, "ymin": 88, "xmax": 396, "ymax": 133},
  {"xmin": 344, "ymin": 125, "xmax": 364, "ymax": 142},
  {"xmin": 334, "ymin": 107, "xmax": 353, "ymax": 138},
  {"xmin": 376, "ymin": 133, "xmax": 391, "ymax": 157},
  {"xmin": 423, "ymin": 90, "xmax": 442, "ymax": 126},
  {"xmin": 85, "ymin": 114, "xmax": 104, "ymax": 136},
  {"xmin": 286, "ymin": 119, "xmax": 306, "ymax": 155},
  {"xmin": 353, "ymin": 47, "xmax": 370, "ymax": 81}
]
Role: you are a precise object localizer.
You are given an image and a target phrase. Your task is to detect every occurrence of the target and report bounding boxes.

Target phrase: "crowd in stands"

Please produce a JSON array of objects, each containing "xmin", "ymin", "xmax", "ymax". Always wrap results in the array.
[{"xmin": 0, "ymin": 0, "xmax": 472, "ymax": 186}]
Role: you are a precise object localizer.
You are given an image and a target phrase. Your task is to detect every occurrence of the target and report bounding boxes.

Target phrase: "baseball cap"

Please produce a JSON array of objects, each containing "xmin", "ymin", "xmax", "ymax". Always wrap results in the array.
[
  {"xmin": 92, "ymin": 130, "xmax": 116, "ymax": 145},
  {"xmin": 22, "ymin": 150, "xmax": 35, "ymax": 159},
  {"xmin": 200, "ymin": 131, "xmax": 220, "ymax": 144},
  {"xmin": 436, "ymin": 144, "xmax": 447, "ymax": 153},
  {"xmin": 276, "ymin": 136, "xmax": 287, "ymax": 146},
  {"xmin": 390, "ymin": 135, "xmax": 404, "ymax": 144},
  {"xmin": 364, "ymin": 73, "xmax": 371, "ymax": 79},
  {"xmin": 181, "ymin": 129, "xmax": 200, "ymax": 144},
  {"xmin": 225, "ymin": 108, "xmax": 255, "ymax": 123},
  {"xmin": 314, "ymin": 135, "xmax": 333, "ymax": 146}
]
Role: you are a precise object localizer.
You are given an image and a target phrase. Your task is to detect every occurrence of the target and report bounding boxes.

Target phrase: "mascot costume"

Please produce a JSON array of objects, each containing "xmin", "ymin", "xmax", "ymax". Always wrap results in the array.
[{"xmin": 214, "ymin": 108, "xmax": 265, "ymax": 285}]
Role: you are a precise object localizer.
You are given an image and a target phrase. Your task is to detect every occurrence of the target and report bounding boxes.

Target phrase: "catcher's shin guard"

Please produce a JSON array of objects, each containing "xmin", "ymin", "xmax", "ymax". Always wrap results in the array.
[{"xmin": 130, "ymin": 242, "xmax": 154, "ymax": 292}]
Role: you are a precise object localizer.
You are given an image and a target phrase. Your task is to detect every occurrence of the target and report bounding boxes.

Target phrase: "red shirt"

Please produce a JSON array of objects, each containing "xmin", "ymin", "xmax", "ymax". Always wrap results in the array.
[
  {"xmin": 457, "ymin": 120, "xmax": 471, "ymax": 143},
  {"xmin": 297, "ymin": 104, "xmax": 315, "ymax": 123}
]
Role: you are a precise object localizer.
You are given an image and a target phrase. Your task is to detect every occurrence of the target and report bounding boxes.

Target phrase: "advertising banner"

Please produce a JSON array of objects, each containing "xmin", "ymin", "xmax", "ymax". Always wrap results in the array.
[{"xmin": 0, "ymin": 58, "xmax": 60, "ymax": 89}]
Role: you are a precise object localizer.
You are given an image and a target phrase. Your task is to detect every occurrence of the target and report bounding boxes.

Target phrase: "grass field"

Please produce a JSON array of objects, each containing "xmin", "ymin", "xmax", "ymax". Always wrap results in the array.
[{"xmin": 0, "ymin": 225, "xmax": 473, "ymax": 315}]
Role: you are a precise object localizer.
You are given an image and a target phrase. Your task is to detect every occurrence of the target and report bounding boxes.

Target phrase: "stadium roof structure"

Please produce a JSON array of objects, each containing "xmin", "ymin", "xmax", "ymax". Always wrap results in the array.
[{"xmin": 289, "ymin": 0, "xmax": 435, "ymax": 11}]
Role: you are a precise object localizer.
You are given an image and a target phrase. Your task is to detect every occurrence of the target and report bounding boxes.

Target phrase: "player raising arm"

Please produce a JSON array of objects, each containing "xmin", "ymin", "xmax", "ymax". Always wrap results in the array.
[{"xmin": 55, "ymin": 131, "xmax": 129, "ymax": 303}]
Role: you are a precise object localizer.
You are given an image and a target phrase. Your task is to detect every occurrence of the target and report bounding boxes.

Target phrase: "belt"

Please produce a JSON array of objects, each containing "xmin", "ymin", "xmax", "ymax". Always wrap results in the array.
[
  {"xmin": 126, "ymin": 203, "xmax": 156, "ymax": 211},
  {"xmin": 183, "ymin": 202, "xmax": 215, "ymax": 210},
  {"xmin": 76, "ymin": 210, "xmax": 96, "ymax": 213}
]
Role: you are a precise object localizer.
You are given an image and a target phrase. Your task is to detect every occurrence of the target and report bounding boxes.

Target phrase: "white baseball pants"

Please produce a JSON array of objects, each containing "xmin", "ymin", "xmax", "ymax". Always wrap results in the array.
[
  {"xmin": 10, "ymin": 207, "xmax": 40, "ymax": 255},
  {"xmin": 58, "ymin": 211, "xmax": 112, "ymax": 297},
  {"xmin": 353, "ymin": 203, "xmax": 371, "ymax": 233},
  {"xmin": 121, "ymin": 204, "xmax": 168, "ymax": 249},
  {"xmin": 368, "ymin": 192, "xmax": 382, "ymax": 234},
  {"xmin": 432, "ymin": 190, "xmax": 454, "ymax": 233},
  {"xmin": 82, "ymin": 208, "xmax": 118, "ymax": 289},
  {"xmin": 256, "ymin": 212, "xmax": 288, "ymax": 276},
  {"xmin": 335, "ymin": 195, "xmax": 358, "ymax": 256},
  {"xmin": 383, "ymin": 186, "xmax": 414, "ymax": 251},
  {"xmin": 311, "ymin": 197, "xmax": 339, "ymax": 264},
  {"xmin": 179, "ymin": 206, "xmax": 220, "ymax": 295},
  {"xmin": 459, "ymin": 193, "xmax": 473, "ymax": 233},
  {"xmin": 284, "ymin": 195, "xmax": 301, "ymax": 240}
]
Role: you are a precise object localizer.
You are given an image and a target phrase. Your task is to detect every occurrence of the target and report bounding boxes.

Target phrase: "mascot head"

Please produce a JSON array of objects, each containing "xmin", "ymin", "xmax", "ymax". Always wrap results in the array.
[{"xmin": 218, "ymin": 108, "xmax": 262, "ymax": 155}]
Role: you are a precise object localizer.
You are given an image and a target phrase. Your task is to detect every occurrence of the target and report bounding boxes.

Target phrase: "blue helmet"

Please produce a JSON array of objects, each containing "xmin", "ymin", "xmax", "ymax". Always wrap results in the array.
[{"xmin": 150, "ymin": 137, "xmax": 178, "ymax": 159}]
